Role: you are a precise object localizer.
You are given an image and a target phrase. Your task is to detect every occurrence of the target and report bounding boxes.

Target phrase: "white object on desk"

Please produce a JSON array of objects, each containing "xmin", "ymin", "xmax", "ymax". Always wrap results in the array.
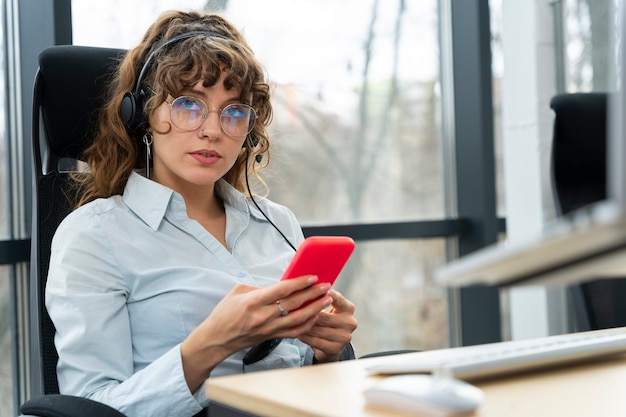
[
  {"xmin": 366, "ymin": 328, "xmax": 626, "ymax": 380},
  {"xmin": 363, "ymin": 374, "xmax": 483, "ymax": 416}
]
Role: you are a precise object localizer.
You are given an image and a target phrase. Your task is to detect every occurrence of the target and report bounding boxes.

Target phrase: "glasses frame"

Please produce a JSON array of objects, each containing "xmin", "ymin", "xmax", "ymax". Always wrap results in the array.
[{"xmin": 164, "ymin": 95, "xmax": 256, "ymax": 137}]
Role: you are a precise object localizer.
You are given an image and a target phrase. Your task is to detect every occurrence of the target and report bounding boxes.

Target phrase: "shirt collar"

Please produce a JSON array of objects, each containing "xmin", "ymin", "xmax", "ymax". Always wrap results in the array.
[
  {"xmin": 215, "ymin": 179, "xmax": 268, "ymax": 222},
  {"xmin": 123, "ymin": 172, "xmax": 173, "ymax": 230},
  {"xmin": 123, "ymin": 172, "xmax": 267, "ymax": 230}
]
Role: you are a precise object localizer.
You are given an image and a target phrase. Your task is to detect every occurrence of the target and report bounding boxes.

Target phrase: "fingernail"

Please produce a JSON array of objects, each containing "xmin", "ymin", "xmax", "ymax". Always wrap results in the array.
[
  {"xmin": 319, "ymin": 283, "xmax": 331, "ymax": 293},
  {"xmin": 307, "ymin": 275, "xmax": 319, "ymax": 285},
  {"xmin": 322, "ymin": 296, "xmax": 332, "ymax": 307}
]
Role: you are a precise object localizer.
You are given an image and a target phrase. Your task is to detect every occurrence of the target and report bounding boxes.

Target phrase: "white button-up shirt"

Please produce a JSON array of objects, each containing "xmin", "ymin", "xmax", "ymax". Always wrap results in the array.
[{"xmin": 46, "ymin": 171, "xmax": 312, "ymax": 417}]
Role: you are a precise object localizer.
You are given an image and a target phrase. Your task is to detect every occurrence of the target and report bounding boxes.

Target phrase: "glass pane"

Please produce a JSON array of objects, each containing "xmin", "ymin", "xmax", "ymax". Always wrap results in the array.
[
  {"xmin": 343, "ymin": 239, "xmax": 448, "ymax": 355},
  {"xmin": 238, "ymin": 1, "xmax": 443, "ymax": 225},
  {"xmin": 490, "ymin": 0, "xmax": 506, "ymax": 218},
  {"xmin": 0, "ymin": 0, "xmax": 7, "ymax": 240},
  {"xmin": 0, "ymin": 266, "xmax": 13, "ymax": 414},
  {"xmin": 563, "ymin": 0, "xmax": 618, "ymax": 92}
]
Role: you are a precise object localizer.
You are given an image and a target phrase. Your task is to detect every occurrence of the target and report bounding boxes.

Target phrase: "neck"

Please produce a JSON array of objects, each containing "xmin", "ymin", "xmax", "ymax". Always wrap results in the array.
[
  {"xmin": 183, "ymin": 185, "xmax": 227, "ymax": 247},
  {"xmin": 182, "ymin": 184, "xmax": 223, "ymax": 219},
  {"xmin": 152, "ymin": 173, "xmax": 222, "ymax": 217}
]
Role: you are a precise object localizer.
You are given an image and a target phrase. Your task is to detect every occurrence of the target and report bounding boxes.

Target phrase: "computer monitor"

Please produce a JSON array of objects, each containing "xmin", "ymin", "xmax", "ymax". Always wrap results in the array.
[{"xmin": 436, "ymin": 1, "xmax": 626, "ymax": 288}]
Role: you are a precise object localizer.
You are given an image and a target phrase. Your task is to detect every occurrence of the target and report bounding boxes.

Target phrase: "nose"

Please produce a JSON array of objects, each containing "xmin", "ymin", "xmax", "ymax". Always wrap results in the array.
[{"xmin": 198, "ymin": 110, "xmax": 222, "ymax": 139}]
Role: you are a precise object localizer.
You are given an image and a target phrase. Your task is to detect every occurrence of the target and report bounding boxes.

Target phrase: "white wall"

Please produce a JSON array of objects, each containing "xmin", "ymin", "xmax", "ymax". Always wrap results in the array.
[{"xmin": 500, "ymin": 0, "xmax": 570, "ymax": 340}]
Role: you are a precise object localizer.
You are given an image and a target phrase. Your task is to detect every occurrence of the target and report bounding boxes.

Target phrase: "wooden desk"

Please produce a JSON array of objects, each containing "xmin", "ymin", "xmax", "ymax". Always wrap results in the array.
[{"xmin": 206, "ymin": 350, "xmax": 626, "ymax": 417}]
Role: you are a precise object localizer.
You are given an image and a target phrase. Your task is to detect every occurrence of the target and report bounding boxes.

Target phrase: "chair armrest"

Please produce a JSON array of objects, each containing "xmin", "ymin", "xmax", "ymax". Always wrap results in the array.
[
  {"xmin": 358, "ymin": 349, "xmax": 419, "ymax": 359},
  {"xmin": 20, "ymin": 394, "xmax": 127, "ymax": 417}
]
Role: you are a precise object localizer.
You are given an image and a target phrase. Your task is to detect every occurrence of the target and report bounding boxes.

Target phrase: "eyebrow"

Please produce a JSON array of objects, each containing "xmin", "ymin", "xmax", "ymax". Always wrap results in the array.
[{"xmin": 185, "ymin": 87, "xmax": 241, "ymax": 103}]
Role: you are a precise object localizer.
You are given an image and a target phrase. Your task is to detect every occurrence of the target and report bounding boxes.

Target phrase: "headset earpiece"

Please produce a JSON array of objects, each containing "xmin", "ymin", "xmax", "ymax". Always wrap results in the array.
[
  {"xmin": 120, "ymin": 92, "xmax": 136, "ymax": 126},
  {"xmin": 120, "ymin": 90, "xmax": 147, "ymax": 133}
]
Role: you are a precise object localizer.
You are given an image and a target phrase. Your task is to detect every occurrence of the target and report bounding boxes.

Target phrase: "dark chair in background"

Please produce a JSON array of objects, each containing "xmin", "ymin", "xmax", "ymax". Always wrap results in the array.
[
  {"xmin": 550, "ymin": 92, "xmax": 607, "ymax": 216},
  {"xmin": 549, "ymin": 92, "xmax": 626, "ymax": 331},
  {"xmin": 20, "ymin": 45, "xmax": 127, "ymax": 417}
]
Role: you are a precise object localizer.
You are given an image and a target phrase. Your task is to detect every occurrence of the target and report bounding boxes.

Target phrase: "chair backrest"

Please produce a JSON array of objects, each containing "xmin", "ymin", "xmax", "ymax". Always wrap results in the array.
[
  {"xmin": 549, "ymin": 92, "xmax": 626, "ymax": 332},
  {"xmin": 549, "ymin": 92, "xmax": 608, "ymax": 215},
  {"xmin": 29, "ymin": 45, "xmax": 126, "ymax": 396}
]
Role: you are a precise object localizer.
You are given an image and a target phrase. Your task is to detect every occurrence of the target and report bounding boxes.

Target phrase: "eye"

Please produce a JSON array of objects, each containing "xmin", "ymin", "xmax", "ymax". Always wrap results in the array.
[
  {"xmin": 173, "ymin": 96, "xmax": 204, "ymax": 112},
  {"xmin": 224, "ymin": 104, "xmax": 249, "ymax": 118}
]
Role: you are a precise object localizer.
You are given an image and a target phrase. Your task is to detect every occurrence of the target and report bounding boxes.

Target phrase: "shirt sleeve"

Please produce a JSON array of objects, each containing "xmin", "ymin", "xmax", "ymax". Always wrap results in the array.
[{"xmin": 46, "ymin": 208, "xmax": 205, "ymax": 417}]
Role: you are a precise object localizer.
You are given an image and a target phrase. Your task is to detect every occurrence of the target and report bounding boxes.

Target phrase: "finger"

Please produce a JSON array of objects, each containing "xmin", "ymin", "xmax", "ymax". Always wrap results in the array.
[
  {"xmin": 280, "ymin": 283, "xmax": 332, "ymax": 312},
  {"xmin": 303, "ymin": 318, "xmax": 355, "ymax": 345},
  {"xmin": 328, "ymin": 290, "xmax": 355, "ymax": 314},
  {"xmin": 260, "ymin": 274, "xmax": 320, "ymax": 304},
  {"xmin": 274, "ymin": 315, "xmax": 320, "ymax": 339},
  {"xmin": 276, "ymin": 293, "xmax": 333, "ymax": 323},
  {"xmin": 299, "ymin": 332, "xmax": 350, "ymax": 362},
  {"xmin": 275, "ymin": 300, "xmax": 289, "ymax": 317},
  {"xmin": 300, "ymin": 331, "xmax": 347, "ymax": 350},
  {"xmin": 310, "ymin": 310, "xmax": 358, "ymax": 334}
]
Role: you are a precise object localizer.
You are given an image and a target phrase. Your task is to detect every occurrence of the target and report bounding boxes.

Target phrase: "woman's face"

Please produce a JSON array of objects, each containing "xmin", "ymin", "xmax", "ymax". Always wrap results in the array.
[{"xmin": 150, "ymin": 72, "xmax": 248, "ymax": 195}]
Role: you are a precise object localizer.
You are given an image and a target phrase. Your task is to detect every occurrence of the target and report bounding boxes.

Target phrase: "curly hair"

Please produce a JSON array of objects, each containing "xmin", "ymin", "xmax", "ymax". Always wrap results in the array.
[{"xmin": 72, "ymin": 10, "xmax": 272, "ymax": 208}]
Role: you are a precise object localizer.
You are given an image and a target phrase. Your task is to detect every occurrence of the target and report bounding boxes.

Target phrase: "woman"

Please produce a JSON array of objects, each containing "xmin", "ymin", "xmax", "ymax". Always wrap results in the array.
[{"xmin": 46, "ymin": 10, "xmax": 357, "ymax": 417}]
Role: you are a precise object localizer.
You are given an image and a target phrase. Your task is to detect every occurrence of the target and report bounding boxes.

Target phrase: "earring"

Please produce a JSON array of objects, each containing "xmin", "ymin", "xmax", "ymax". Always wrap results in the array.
[{"xmin": 142, "ymin": 132, "xmax": 153, "ymax": 178}]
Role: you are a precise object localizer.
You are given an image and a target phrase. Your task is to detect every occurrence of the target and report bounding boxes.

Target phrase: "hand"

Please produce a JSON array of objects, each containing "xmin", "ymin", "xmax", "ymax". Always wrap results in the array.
[
  {"xmin": 180, "ymin": 275, "xmax": 333, "ymax": 390},
  {"xmin": 205, "ymin": 277, "xmax": 334, "ymax": 350},
  {"xmin": 298, "ymin": 290, "xmax": 358, "ymax": 363}
]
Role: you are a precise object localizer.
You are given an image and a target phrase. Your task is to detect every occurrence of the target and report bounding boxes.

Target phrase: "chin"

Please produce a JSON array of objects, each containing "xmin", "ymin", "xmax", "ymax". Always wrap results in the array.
[{"xmin": 184, "ymin": 173, "xmax": 224, "ymax": 187}]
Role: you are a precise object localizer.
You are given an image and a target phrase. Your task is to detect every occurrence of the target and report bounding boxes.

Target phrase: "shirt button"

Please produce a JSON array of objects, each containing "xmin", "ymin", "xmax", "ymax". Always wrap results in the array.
[{"xmin": 237, "ymin": 271, "xmax": 246, "ymax": 278}]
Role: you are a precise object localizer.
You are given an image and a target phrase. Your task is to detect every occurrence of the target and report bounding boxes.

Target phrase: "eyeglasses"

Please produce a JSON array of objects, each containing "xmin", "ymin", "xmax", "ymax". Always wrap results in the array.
[{"xmin": 165, "ymin": 96, "xmax": 256, "ymax": 137}]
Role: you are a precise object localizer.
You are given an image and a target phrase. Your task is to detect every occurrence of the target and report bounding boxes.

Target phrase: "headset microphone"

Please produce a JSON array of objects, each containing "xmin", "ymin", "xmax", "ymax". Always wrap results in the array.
[{"xmin": 247, "ymin": 133, "xmax": 263, "ymax": 163}]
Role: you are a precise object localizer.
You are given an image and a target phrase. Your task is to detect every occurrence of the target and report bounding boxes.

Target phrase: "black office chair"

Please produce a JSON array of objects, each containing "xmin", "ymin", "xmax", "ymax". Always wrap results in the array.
[
  {"xmin": 20, "ymin": 45, "xmax": 127, "ymax": 417},
  {"xmin": 549, "ymin": 92, "xmax": 626, "ymax": 331}
]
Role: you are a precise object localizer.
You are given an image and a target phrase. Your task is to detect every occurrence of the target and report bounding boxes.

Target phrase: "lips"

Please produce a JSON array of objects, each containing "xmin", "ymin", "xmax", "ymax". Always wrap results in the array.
[{"xmin": 190, "ymin": 149, "xmax": 221, "ymax": 164}]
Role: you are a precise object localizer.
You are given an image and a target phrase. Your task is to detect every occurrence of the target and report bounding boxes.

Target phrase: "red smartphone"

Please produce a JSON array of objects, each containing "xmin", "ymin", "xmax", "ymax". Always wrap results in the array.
[{"xmin": 280, "ymin": 236, "xmax": 356, "ymax": 309}]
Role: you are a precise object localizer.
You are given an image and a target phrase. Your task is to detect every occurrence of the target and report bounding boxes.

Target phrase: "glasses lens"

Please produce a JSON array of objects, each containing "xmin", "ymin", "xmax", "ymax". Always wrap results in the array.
[
  {"xmin": 221, "ymin": 104, "xmax": 256, "ymax": 137},
  {"xmin": 170, "ymin": 96, "xmax": 207, "ymax": 130}
]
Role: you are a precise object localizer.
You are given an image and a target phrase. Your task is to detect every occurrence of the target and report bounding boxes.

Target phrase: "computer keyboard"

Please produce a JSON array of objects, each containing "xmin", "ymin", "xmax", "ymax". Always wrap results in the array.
[{"xmin": 366, "ymin": 328, "xmax": 626, "ymax": 380}]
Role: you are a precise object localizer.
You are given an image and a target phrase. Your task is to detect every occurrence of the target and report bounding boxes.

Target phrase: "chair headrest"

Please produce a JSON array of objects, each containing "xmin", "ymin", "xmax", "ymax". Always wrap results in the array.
[
  {"xmin": 37, "ymin": 45, "xmax": 127, "ymax": 161},
  {"xmin": 550, "ymin": 92, "xmax": 608, "ymax": 180},
  {"xmin": 549, "ymin": 92, "xmax": 609, "ymax": 215},
  {"xmin": 550, "ymin": 92, "xmax": 608, "ymax": 148}
]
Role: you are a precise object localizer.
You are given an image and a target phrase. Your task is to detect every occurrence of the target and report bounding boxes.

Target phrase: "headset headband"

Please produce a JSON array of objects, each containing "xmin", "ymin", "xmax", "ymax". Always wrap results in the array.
[{"xmin": 133, "ymin": 30, "xmax": 228, "ymax": 96}]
